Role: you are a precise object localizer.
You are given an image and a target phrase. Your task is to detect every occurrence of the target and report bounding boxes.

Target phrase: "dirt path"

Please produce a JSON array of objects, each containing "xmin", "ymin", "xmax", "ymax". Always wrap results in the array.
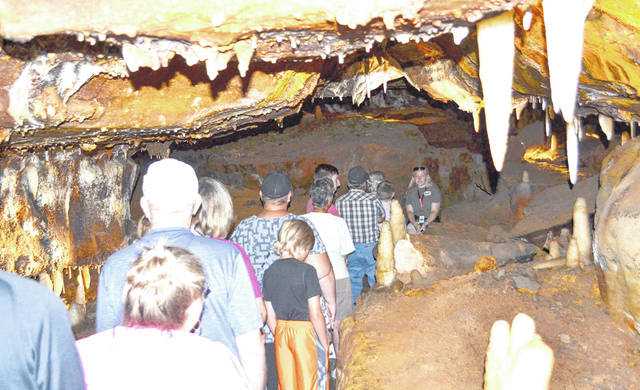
[{"xmin": 339, "ymin": 264, "xmax": 640, "ymax": 389}]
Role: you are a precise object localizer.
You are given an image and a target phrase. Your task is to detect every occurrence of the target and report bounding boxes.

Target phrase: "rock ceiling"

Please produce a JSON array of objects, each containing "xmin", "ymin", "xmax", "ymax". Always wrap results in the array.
[{"xmin": 0, "ymin": 0, "xmax": 638, "ymax": 173}]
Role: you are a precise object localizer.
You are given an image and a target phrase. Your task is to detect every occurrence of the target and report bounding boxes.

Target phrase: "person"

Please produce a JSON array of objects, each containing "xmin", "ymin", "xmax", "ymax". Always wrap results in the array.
[
  {"xmin": 335, "ymin": 166, "xmax": 385, "ymax": 303},
  {"xmin": 231, "ymin": 171, "xmax": 335, "ymax": 390},
  {"xmin": 0, "ymin": 270, "xmax": 84, "ymax": 390},
  {"xmin": 405, "ymin": 166, "xmax": 442, "ymax": 234},
  {"xmin": 376, "ymin": 180, "xmax": 395, "ymax": 222},
  {"xmin": 304, "ymin": 177, "xmax": 355, "ymax": 353},
  {"xmin": 367, "ymin": 170, "xmax": 385, "ymax": 194},
  {"xmin": 305, "ymin": 164, "xmax": 341, "ymax": 216},
  {"xmin": 78, "ymin": 245, "xmax": 249, "ymax": 390},
  {"xmin": 263, "ymin": 220, "xmax": 329, "ymax": 390},
  {"xmin": 193, "ymin": 177, "xmax": 267, "ymax": 323},
  {"xmin": 96, "ymin": 158, "xmax": 265, "ymax": 390}
]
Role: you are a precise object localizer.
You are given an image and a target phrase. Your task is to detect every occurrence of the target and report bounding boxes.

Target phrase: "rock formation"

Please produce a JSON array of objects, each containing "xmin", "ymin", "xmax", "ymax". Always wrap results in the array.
[
  {"xmin": 594, "ymin": 137, "xmax": 640, "ymax": 333},
  {"xmin": 484, "ymin": 313, "xmax": 554, "ymax": 390},
  {"xmin": 0, "ymin": 147, "xmax": 137, "ymax": 292}
]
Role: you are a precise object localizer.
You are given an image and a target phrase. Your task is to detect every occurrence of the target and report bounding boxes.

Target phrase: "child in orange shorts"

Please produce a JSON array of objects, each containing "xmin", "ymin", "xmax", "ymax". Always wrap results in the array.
[{"xmin": 263, "ymin": 220, "xmax": 330, "ymax": 390}]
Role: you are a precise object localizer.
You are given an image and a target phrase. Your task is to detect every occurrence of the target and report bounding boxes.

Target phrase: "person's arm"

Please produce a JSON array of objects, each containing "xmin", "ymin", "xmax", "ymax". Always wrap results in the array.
[
  {"xmin": 374, "ymin": 199, "xmax": 385, "ymax": 223},
  {"xmin": 225, "ymin": 251, "xmax": 265, "ymax": 390},
  {"xmin": 38, "ymin": 293, "xmax": 85, "ymax": 390},
  {"xmin": 307, "ymin": 252, "xmax": 336, "ymax": 323},
  {"xmin": 405, "ymin": 203, "xmax": 421, "ymax": 232},
  {"xmin": 235, "ymin": 330, "xmax": 265, "ymax": 390},
  {"xmin": 256, "ymin": 297, "xmax": 267, "ymax": 324},
  {"xmin": 95, "ymin": 262, "xmax": 118, "ymax": 332},
  {"xmin": 308, "ymin": 295, "xmax": 329, "ymax": 350},
  {"xmin": 265, "ymin": 301, "xmax": 277, "ymax": 335},
  {"xmin": 428, "ymin": 202, "xmax": 441, "ymax": 224}
]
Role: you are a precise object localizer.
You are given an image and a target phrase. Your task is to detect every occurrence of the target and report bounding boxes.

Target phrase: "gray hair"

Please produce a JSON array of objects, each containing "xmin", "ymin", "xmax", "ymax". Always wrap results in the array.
[
  {"xmin": 309, "ymin": 177, "xmax": 334, "ymax": 209},
  {"xmin": 376, "ymin": 180, "xmax": 395, "ymax": 201},
  {"xmin": 193, "ymin": 177, "xmax": 234, "ymax": 238},
  {"xmin": 368, "ymin": 171, "xmax": 385, "ymax": 193}
]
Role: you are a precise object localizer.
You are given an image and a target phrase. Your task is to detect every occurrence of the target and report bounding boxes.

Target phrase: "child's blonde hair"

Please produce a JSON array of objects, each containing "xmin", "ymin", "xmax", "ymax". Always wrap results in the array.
[
  {"xmin": 123, "ymin": 244, "xmax": 206, "ymax": 330},
  {"xmin": 274, "ymin": 220, "xmax": 315, "ymax": 260}
]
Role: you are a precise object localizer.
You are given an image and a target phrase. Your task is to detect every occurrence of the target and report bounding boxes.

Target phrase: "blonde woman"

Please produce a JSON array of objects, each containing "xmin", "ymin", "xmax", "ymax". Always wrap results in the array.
[
  {"xmin": 193, "ymin": 177, "xmax": 266, "ymax": 322},
  {"xmin": 78, "ymin": 245, "xmax": 248, "ymax": 390},
  {"xmin": 263, "ymin": 220, "xmax": 329, "ymax": 390}
]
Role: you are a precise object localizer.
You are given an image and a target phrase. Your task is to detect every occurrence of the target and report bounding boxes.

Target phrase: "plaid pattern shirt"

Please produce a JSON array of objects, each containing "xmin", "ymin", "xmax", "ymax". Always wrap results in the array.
[{"xmin": 336, "ymin": 189, "xmax": 384, "ymax": 244}]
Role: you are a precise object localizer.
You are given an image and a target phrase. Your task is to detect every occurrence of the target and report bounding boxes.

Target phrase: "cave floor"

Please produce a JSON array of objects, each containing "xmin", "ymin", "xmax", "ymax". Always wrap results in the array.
[{"xmin": 339, "ymin": 263, "xmax": 640, "ymax": 389}]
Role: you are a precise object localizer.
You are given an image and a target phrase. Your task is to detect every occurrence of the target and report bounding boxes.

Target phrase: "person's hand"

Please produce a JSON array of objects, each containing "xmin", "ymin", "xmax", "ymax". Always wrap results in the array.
[
  {"xmin": 413, "ymin": 222, "xmax": 422, "ymax": 233},
  {"xmin": 420, "ymin": 223, "xmax": 428, "ymax": 233}
]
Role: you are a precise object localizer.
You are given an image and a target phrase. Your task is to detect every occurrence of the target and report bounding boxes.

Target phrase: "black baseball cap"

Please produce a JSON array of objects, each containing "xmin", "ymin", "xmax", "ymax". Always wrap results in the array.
[
  {"xmin": 348, "ymin": 166, "xmax": 369, "ymax": 186},
  {"xmin": 261, "ymin": 172, "xmax": 292, "ymax": 198}
]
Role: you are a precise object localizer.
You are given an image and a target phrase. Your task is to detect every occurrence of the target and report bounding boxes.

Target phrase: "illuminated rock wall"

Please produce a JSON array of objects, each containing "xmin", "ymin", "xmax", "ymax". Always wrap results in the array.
[{"xmin": 0, "ymin": 148, "xmax": 137, "ymax": 277}]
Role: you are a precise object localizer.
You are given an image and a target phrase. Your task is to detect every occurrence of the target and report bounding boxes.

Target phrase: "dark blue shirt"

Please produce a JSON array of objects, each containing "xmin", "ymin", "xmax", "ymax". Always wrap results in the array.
[{"xmin": 0, "ymin": 271, "xmax": 84, "ymax": 390}]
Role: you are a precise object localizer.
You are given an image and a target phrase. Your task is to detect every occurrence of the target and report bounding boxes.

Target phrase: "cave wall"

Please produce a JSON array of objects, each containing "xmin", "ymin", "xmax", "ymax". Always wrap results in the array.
[
  {"xmin": 593, "ymin": 137, "xmax": 640, "ymax": 333},
  {"xmin": 0, "ymin": 147, "xmax": 137, "ymax": 277}
]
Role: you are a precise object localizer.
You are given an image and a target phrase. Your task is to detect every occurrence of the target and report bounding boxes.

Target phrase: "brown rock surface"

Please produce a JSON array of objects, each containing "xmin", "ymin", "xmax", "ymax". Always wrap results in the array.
[
  {"xmin": 0, "ymin": 147, "xmax": 137, "ymax": 278},
  {"xmin": 594, "ymin": 137, "xmax": 640, "ymax": 333}
]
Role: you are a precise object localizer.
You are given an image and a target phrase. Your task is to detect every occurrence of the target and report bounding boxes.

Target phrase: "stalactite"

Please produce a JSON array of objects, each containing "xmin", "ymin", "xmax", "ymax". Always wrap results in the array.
[
  {"xmin": 477, "ymin": 11, "xmax": 515, "ymax": 172},
  {"xmin": 543, "ymin": 0, "xmax": 594, "ymax": 123}
]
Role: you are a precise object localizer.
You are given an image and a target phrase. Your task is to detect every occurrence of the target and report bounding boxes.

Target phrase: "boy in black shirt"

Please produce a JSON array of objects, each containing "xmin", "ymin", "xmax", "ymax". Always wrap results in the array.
[{"xmin": 263, "ymin": 220, "xmax": 330, "ymax": 390}]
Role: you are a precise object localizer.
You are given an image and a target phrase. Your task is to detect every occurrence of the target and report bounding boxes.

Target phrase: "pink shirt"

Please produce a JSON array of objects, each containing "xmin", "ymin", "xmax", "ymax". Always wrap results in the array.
[
  {"xmin": 77, "ymin": 326, "xmax": 248, "ymax": 390},
  {"xmin": 305, "ymin": 198, "xmax": 340, "ymax": 216}
]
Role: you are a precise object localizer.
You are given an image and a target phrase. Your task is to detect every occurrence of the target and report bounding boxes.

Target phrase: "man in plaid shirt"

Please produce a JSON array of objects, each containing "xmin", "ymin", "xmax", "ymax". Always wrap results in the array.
[{"xmin": 335, "ymin": 166, "xmax": 385, "ymax": 303}]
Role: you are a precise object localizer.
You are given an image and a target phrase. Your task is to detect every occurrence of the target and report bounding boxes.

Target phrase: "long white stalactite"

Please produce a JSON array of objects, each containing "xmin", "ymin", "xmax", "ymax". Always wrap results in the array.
[
  {"xmin": 566, "ymin": 121, "xmax": 579, "ymax": 185},
  {"xmin": 543, "ymin": 0, "xmax": 593, "ymax": 123},
  {"xmin": 477, "ymin": 11, "xmax": 515, "ymax": 172}
]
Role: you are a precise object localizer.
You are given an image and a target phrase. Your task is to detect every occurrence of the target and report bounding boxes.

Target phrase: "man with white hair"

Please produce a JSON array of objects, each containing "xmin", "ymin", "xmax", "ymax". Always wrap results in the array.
[{"xmin": 96, "ymin": 158, "xmax": 265, "ymax": 390}]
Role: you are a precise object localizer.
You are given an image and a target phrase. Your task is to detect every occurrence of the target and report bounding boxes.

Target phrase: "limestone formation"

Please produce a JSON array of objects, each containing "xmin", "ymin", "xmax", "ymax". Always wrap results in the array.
[
  {"xmin": 594, "ymin": 137, "xmax": 640, "ymax": 333},
  {"xmin": 390, "ymin": 199, "xmax": 408, "ymax": 245},
  {"xmin": 0, "ymin": 148, "xmax": 137, "ymax": 288},
  {"xmin": 376, "ymin": 221, "xmax": 396, "ymax": 287},
  {"xmin": 394, "ymin": 239, "xmax": 426, "ymax": 276},
  {"xmin": 565, "ymin": 237, "xmax": 580, "ymax": 269},
  {"xmin": 572, "ymin": 197, "xmax": 592, "ymax": 266},
  {"xmin": 484, "ymin": 313, "xmax": 554, "ymax": 390}
]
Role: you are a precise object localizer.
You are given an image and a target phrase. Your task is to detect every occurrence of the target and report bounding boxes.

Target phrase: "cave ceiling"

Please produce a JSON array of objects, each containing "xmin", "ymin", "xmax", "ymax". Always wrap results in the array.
[{"xmin": 0, "ymin": 0, "xmax": 638, "ymax": 155}]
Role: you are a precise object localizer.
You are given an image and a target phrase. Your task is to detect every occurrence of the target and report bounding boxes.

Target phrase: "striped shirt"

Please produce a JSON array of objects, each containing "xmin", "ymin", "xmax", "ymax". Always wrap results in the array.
[{"xmin": 336, "ymin": 189, "xmax": 384, "ymax": 244}]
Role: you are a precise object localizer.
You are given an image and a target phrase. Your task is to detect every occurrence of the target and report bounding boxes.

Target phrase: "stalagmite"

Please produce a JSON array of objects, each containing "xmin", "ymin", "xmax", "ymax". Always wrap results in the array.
[
  {"xmin": 52, "ymin": 269, "xmax": 64, "ymax": 297},
  {"xmin": 376, "ymin": 222, "xmax": 396, "ymax": 287},
  {"xmin": 631, "ymin": 121, "xmax": 637, "ymax": 138},
  {"xmin": 598, "ymin": 114, "xmax": 614, "ymax": 141},
  {"xmin": 522, "ymin": 10, "xmax": 533, "ymax": 31},
  {"xmin": 548, "ymin": 238, "xmax": 561, "ymax": 260},
  {"xmin": 566, "ymin": 121, "xmax": 579, "ymax": 184},
  {"xmin": 473, "ymin": 110, "xmax": 481, "ymax": 133},
  {"xmin": 390, "ymin": 199, "xmax": 408, "ymax": 245},
  {"xmin": 75, "ymin": 271, "xmax": 86, "ymax": 305},
  {"xmin": 543, "ymin": 0, "xmax": 593, "ymax": 123},
  {"xmin": 620, "ymin": 131, "xmax": 630, "ymax": 145},
  {"xmin": 38, "ymin": 272, "xmax": 53, "ymax": 291},
  {"xmin": 394, "ymin": 239, "xmax": 425, "ymax": 275},
  {"xmin": 484, "ymin": 313, "xmax": 554, "ymax": 390},
  {"xmin": 477, "ymin": 11, "xmax": 515, "ymax": 172},
  {"xmin": 572, "ymin": 197, "xmax": 592, "ymax": 266},
  {"xmin": 565, "ymin": 237, "xmax": 580, "ymax": 268},
  {"xmin": 549, "ymin": 133, "xmax": 558, "ymax": 154}
]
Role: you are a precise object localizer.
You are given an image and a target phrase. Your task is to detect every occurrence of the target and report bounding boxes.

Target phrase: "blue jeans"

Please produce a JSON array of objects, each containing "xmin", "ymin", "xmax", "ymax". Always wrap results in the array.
[{"xmin": 347, "ymin": 242, "xmax": 377, "ymax": 303}]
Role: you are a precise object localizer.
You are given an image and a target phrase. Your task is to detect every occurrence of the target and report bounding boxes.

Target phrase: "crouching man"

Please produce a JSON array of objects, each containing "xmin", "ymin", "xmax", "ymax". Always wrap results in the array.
[{"xmin": 405, "ymin": 166, "xmax": 442, "ymax": 234}]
